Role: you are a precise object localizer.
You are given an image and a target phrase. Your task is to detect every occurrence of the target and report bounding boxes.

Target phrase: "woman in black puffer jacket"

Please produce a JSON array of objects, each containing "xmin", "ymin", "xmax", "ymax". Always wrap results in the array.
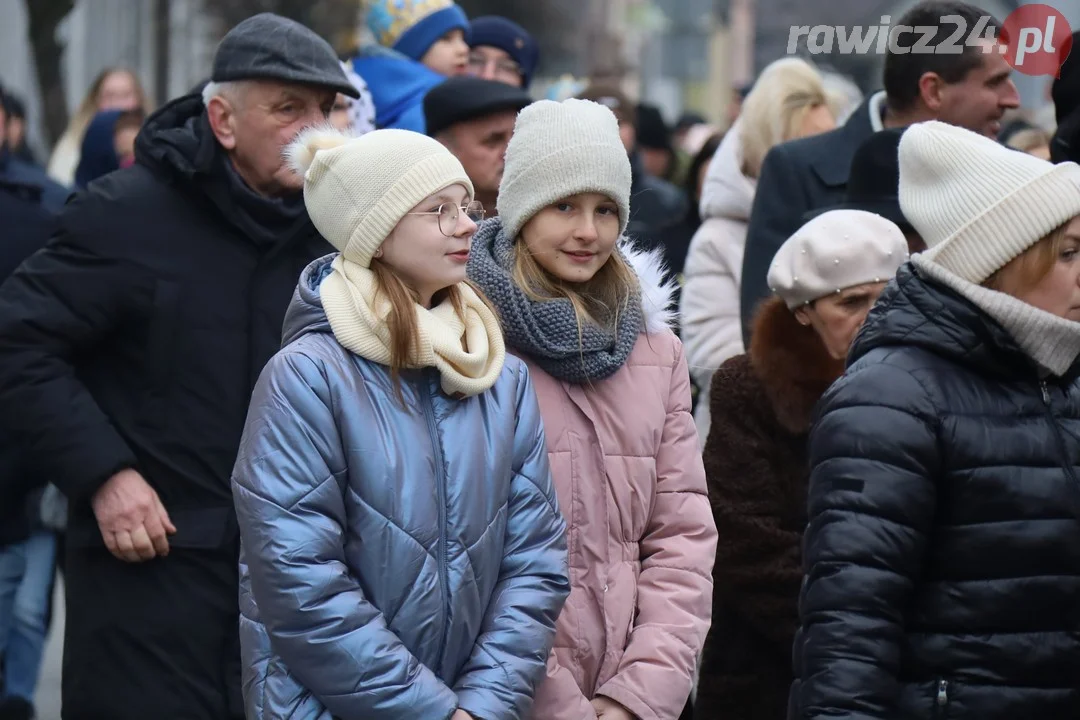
[{"xmin": 790, "ymin": 120, "xmax": 1080, "ymax": 720}]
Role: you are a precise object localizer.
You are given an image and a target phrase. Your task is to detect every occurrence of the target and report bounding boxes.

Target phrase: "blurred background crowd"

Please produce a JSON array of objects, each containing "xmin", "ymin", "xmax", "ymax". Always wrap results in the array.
[{"xmin": 1, "ymin": 1, "xmax": 1079, "ymax": 719}]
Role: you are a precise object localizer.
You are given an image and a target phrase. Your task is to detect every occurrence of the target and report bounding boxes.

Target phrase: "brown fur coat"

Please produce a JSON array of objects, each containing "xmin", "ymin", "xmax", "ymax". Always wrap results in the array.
[{"xmin": 694, "ymin": 297, "xmax": 843, "ymax": 720}]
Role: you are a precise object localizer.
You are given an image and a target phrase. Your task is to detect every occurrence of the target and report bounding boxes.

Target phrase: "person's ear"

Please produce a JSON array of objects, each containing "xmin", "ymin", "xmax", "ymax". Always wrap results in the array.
[
  {"xmin": 206, "ymin": 96, "xmax": 238, "ymax": 150},
  {"xmin": 918, "ymin": 72, "xmax": 946, "ymax": 114},
  {"xmin": 793, "ymin": 305, "xmax": 813, "ymax": 327}
]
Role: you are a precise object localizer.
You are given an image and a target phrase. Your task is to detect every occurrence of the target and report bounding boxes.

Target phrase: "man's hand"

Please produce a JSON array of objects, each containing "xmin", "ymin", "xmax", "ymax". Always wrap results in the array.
[
  {"xmin": 91, "ymin": 468, "xmax": 176, "ymax": 562},
  {"xmin": 591, "ymin": 697, "xmax": 636, "ymax": 720},
  {"xmin": 451, "ymin": 711, "xmax": 476, "ymax": 720}
]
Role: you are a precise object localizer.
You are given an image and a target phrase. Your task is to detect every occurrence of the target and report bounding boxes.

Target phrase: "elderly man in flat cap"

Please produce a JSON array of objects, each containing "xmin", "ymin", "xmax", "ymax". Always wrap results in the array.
[{"xmin": 0, "ymin": 14, "xmax": 356, "ymax": 720}]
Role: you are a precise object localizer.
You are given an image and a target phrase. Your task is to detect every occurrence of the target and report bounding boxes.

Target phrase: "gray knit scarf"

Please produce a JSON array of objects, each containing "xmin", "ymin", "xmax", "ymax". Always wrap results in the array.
[{"xmin": 467, "ymin": 218, "xmax": 643, "ymax": 384}]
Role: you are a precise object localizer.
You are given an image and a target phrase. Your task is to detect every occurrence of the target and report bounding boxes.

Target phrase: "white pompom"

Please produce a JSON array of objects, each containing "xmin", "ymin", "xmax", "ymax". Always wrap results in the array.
[{"xmin": 284, "ymin": 124, "xmax": 355, "ymax": 176}]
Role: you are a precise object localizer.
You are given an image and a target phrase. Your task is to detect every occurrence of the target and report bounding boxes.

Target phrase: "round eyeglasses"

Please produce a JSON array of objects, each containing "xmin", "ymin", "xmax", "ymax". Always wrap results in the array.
[{"xmin": 408, "ymin": 200, "xmax": 486, "ymax": 237}]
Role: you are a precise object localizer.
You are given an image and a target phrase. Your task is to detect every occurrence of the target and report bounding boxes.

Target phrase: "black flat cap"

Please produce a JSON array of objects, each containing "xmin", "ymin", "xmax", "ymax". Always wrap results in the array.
[
  {"xmin": 424, "ymin": 76, "xmax": 533, "ymax": 137},
  {"xmin": 211, "ymin": 13, "xmax": 358, "ymax": 98}
]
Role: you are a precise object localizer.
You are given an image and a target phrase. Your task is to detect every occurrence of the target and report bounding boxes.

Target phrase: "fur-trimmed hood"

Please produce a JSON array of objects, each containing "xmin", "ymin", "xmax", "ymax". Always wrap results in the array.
[
  {"xmin": 748, "ymin": 296, "xmax": 845, "ymax": 433},
  {"xmin": 621, "ymin": 239, "xmax": 679, "ymax": 335}
]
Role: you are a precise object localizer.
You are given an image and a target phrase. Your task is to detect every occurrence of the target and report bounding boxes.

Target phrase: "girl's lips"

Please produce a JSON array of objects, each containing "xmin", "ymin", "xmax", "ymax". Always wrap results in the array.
[
  {"xmin": 447, "ymin": 251, "xmax": 470, "ymax": 262},
  {"xmin": 564, "ymin": 251, "xmax": 597, "ymax": 263}
]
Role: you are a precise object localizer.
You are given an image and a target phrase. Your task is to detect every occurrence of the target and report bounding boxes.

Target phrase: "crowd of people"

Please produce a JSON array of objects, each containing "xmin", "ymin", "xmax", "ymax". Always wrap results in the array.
[{"xmin": 1, "ymin": 0, "xmax": 1080, "ymax": 719}]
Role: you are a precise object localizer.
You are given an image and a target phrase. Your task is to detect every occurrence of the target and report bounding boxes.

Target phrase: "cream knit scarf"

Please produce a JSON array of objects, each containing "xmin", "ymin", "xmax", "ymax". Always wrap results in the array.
[
  {"xmin": 914, "ymin": 255, "xmax": 1080, "ymax": 377},
  {"xmin": 320, "ymin": 254, "xmax": 506, "ymax": 397}
]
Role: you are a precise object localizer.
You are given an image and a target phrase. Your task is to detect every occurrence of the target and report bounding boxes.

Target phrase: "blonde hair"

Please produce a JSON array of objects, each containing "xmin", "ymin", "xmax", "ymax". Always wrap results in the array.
[
  {"xmin": 63, "ymin": 68, "xmax": 151, "ymax": 149},
  {"xmin": 1005, "ymin": 127, "xmax": 1052, "ymax": 156},
  {"xmin": 738, "ymin": 58, "xmax": 830, "ymax": 179},
  {"xmin": 982, "ymin": 222, "xmax": 1071, "ymax": 297},
  {"xmin": 369, "ymin": 260, "xmax": 497, "ymax": 403},
  {"xmin": 512, "ymin": 224, "xmax": 640, "ymax": 342}
]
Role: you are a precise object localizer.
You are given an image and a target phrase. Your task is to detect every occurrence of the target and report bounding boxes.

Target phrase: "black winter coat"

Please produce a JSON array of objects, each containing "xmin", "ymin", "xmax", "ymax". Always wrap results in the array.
[
  {"xmin": 0, "ymin": 94, "xmax": 330, "ymax": 544},
  {"xmin": 0, "ymin": 95, "xmax": 331, "ymax": 718},
  {"xmin": 790, "ymin": 264, "xmax": 1080, "ymax": 720},
  {"xmin": 0, "ymin": 176, "xmax": 57, "ymax": 546}
]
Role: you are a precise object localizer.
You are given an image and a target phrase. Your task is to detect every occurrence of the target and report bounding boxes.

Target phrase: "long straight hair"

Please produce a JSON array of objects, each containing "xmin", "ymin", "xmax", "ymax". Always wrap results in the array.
[
  {"xmin": 511, "ymin": 239, "xmax": 640, "ymax": 346},
  {"xmin": 369, "ymin": 259, "xmax": 498, "ymax": 404}
]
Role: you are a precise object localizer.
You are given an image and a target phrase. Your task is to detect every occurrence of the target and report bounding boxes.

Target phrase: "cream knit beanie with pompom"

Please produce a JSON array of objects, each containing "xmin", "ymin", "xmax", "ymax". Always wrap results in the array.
[
  {"xmin": 286, "ymin": 126, "xmax": 473, "ymax": 268},
  {"xmin": 285, "ymin": 126, "xmax": 505, "ymax": 398},
  {"xmin": 497, "ymin": 98, "xmax": 632, "ymax": 240}
]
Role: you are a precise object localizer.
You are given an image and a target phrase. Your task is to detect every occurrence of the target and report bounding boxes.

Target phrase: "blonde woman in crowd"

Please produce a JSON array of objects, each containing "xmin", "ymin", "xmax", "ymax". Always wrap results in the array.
[
  {"xmin": 680, "ymin": 57, "xmax": 835, "ymax": 440},
  {"xmin": 231, "ymin": 128, "xmax": 569, "ymax": 719},
  {"xmin": 791, "ymin": 121, "xmax": 1080, "ymax": 719},
  {"xmin": 47, "ymin": 68, "xmax": 149, "ymax": 186},
  {"xmin": 469, "ymin": 98, "xmax": 717, "ymax": 720}
]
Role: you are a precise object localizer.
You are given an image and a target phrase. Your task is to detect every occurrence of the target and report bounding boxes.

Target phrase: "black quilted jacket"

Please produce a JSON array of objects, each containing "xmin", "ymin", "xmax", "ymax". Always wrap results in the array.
[{"xmin": 789, "ymin": 264, "xmax": 1080, "ymax": 720}]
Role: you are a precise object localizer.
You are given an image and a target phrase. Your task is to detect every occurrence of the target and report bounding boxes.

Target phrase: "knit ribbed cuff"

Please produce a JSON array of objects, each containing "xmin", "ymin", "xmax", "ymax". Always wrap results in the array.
[
  {"xmin": 496, "ymin": 143, "xmax": 633, "ymax": 239},
  {"xmin": 924, "ymin": 163, "xmax": 1080, "ymax": 284},
  {"xmin": 344, "ymin": 154, "xmax": 472, "ymax": 268}
]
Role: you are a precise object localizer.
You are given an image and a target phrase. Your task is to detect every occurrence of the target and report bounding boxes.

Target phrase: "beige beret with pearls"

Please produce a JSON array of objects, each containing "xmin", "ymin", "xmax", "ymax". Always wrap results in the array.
[{"xmin": 768, "ymin": 209, "xmax": 909, "ymax": 309}]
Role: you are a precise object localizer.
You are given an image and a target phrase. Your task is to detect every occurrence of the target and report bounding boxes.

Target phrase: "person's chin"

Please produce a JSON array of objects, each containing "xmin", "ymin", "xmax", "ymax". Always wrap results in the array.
[
  {"xmin": 442, "ymin": 266, "xmax": 468, "ymax": 286},
  {"xmin": 554, "ymin": 261, "xmax": 601, "ymax": 284}
]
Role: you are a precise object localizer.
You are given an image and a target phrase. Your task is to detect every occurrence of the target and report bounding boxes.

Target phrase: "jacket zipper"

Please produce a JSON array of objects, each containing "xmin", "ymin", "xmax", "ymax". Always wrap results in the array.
[
  {"xmin": 1040, "ymin": 381, "xmax": 1080, "ymax": 493},
  {"xmin": 935, "ymin": 679, "xmax": 949, "ymax": 717},
  {"xmin": 419, "ymin": 381, "xmax": 451, "ymax": 667}
]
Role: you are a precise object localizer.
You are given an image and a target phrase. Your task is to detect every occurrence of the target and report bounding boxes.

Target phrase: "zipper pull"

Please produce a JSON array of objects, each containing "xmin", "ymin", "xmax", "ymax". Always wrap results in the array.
[
  {"xmin": 937, "ymin": 679, "xmax": 949, "ymax": 706},
  {"xmin": 1041, "ymin": 381, "xmax": 1051, "ymax": 405}
]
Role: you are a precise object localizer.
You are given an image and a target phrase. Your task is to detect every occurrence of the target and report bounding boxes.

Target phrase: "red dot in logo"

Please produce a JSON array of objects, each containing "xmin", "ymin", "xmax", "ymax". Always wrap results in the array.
[{"xmin": 1000, "ymin": 4, "xmax": 1073, "ymax": 78}]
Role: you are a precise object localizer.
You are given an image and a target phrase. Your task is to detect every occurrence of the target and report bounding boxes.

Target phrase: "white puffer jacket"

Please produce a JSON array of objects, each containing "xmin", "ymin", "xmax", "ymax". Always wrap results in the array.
[{"xmin": 680, "ymin": 122, "xmax": 757, "ymax": 441}]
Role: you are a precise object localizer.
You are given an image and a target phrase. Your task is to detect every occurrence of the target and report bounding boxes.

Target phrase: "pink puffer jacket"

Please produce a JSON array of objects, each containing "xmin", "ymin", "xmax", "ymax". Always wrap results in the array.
[{"xmin": 525, "ymin": 247, "xmax": 717, "ymax": 720}]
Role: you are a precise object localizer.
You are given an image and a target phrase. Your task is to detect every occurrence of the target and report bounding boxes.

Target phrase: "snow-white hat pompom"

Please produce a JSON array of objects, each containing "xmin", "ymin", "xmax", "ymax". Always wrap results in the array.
[{"xmin": 284, "ymin": 125, "xmax": 355, "ymax": 178}]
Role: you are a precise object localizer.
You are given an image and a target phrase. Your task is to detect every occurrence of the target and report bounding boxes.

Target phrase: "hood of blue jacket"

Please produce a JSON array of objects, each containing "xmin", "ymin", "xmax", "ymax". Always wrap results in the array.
[
  {"xmin": 282, "ymin": 254, "xmax": 335, "ymax": 346},
  {"xmin": 76, "ymin": 110, "xmax": 124, "ymax": 188},
  {"xmin": 349, "ymin": 46, "xmax": 444, "ymax": 132}
]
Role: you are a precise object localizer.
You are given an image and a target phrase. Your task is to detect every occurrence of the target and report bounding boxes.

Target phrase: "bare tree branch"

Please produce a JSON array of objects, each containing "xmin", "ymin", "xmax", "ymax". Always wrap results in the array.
[
  {"xmin": 24, "ymin": 0, "xmax": 75, "ymax": 146},
  {"xmin": 206, "ymin": 0, "xmax": 359, "ymax": 54}
]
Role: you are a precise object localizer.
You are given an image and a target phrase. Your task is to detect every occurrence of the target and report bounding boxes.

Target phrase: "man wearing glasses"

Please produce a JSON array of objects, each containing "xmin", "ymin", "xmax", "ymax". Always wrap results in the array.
[{"xmin": 466, "ymin": 16, "xmax": 539, "ymax": 90}]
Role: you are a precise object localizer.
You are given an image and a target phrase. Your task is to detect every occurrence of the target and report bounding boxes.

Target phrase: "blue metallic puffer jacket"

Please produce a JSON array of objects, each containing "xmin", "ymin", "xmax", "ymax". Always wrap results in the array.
[{"xmin": 232, "ymin": 255, "xmax": 570, "ymax": 720}]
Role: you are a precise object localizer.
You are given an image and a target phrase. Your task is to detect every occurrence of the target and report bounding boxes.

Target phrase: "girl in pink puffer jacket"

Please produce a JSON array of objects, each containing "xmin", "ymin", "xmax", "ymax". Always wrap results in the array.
[{"xmin": 468, "ymin": 97, "xmax": 718, "ymax": 720}]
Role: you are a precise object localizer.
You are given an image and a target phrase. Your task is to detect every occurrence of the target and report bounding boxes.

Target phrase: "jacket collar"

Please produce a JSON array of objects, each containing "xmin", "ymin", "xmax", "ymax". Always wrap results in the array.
[
  {"xmin": 808, "ymin": 91, "xmax": 886, "ymax": 189},
  {"xmin": 749, "ymin": 297, "xmax": 845, "ymax": 434}
]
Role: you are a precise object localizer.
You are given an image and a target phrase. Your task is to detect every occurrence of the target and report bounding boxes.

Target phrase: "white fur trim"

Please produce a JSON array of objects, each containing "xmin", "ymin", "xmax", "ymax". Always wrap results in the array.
[
  {"xmin": 621, "ymin": 239, "xmax": 677, "ymax": 334},
  {"xmin": 284, "ymin": 125, "xmax": 355, "ymax": 177}
]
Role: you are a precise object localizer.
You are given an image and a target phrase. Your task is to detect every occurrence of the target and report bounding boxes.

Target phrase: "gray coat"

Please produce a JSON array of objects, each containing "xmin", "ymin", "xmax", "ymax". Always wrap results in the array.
[{"xmin": 232, "ymin": 255, "xmax": 570, "ymax": 720}]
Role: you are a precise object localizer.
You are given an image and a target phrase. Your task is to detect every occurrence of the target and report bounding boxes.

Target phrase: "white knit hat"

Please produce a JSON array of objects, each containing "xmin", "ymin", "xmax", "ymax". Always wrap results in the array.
[
  {"xmin": 768, "ymin": 209, "xmax": 909, "ymax": 309},
  {"xmin": 286, "ymin": 126, "xmax": 473, "ymax": 268},
  {"xmin": 899, "ymin": 120, "xmax": 1080, "ymax": 284},
  {"xmin": 497, "ymin": 98, "xmax": 632, "ymax": 240}
]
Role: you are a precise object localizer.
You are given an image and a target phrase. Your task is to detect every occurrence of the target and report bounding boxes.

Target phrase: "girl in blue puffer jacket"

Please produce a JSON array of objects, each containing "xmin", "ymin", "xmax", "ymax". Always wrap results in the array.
[{"xmin": 231, "ymin": 127, "xmax": 570, "ymax": 720}]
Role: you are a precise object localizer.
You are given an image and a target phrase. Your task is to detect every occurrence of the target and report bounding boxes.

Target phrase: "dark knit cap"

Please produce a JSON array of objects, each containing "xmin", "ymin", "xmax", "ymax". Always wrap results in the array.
[
  {"xmin": 424, "ymin": 76, "xmax": 532, "ymax": 137},
  {"xmin": 1051, "ymin": 31, "xmax": 1080, "ymax": 163},
  {"xmin": 636, "ymin": 103, "xmax": 671, "ymax": 151},
  {"xmin": 1052, "ymin": 31, "xmax": 1080, "ymax": 126},
  {"xmin": 211, "ymin": 13, "xmax": 358, "ymax": 98},
  {"xmin": 468, "ymin": 16, "xmax": 540, "ymax": 88}
]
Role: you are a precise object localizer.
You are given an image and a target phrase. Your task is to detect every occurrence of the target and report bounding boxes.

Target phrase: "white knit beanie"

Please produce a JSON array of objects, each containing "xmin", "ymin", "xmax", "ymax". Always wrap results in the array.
[
  {"xmin": 497, "ymin": 98, "xmax": 632, "ymax": 240},
  {"xmin": 768, "ymin": 209, "xmax": 909, "ymax": 309},
  {"xmin": 899, "ymin": 120, "xmax": 1080, "ymax": 284},
  {"xmin": 286, "ymin": 126, "xmax": 474, "ymax": 268}
]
